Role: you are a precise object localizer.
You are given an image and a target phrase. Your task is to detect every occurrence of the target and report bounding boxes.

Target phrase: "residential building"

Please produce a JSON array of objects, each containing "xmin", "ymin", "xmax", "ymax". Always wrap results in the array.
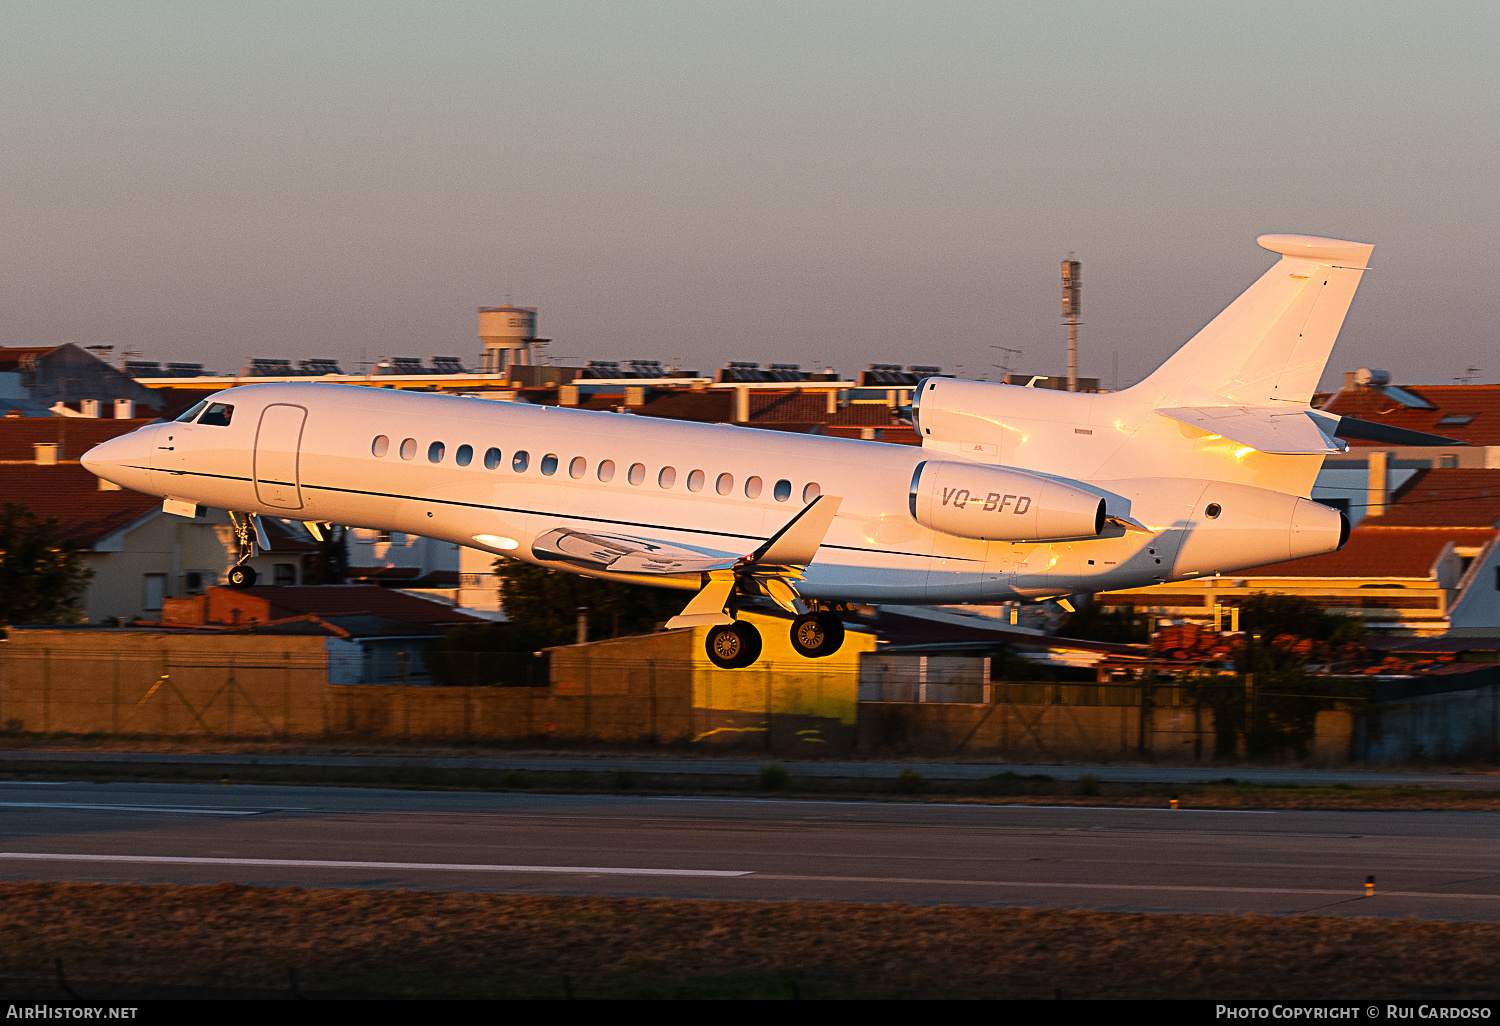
[{"xmin": 0, "ymin": 418, "xmax": 318, "ymax": 622}]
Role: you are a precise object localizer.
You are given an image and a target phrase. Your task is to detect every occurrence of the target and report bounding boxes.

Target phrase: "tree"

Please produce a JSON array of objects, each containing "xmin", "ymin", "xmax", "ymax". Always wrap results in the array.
[
  {"xmin": 1058, "ymin": 600, "xmax": 1150, "ymax": 644},
  {"xmin": 1237, "ymin": 592, "xmax": 1363, "ymax": 644},
  {"xmin": 0, "ymin": 503, "xmax": 94, "ymax": 626},
  {"xmin": 491, "ymin": 557, "xmax": 685, "ymax": 648},
  {"xmin": 423, "ymin": 558, "xmax": 687, "ymax": 685}
]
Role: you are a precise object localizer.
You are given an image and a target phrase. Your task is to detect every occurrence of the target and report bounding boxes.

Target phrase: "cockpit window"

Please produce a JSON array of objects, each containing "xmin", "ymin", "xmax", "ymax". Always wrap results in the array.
[
  {"xmin": 175, "ymin": 401, "xmax": 209, "ymax": 423},
  {"xmin": 198, "ymin": 403, "xmax": 234, "ymax": 427}
]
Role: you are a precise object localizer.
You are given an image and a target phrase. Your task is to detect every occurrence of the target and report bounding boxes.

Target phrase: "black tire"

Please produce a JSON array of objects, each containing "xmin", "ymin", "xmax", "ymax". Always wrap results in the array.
[
  {"xmin": 790, "ymin": 611, "xmax": 845, "ymax": 658},
  {"xmin": 227, "ymin": 565, "xmax": 257, "ymax": 588},
  {"xmin": 705, "ymin": 621, "xmax": 763, "ymax": 669}
]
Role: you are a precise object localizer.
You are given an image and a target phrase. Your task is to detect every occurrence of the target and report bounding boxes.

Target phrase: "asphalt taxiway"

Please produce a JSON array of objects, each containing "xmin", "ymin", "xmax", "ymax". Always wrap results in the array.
[{"xmin": 1, "ymin": 780, "xmax": 1497, "ymax": 920}]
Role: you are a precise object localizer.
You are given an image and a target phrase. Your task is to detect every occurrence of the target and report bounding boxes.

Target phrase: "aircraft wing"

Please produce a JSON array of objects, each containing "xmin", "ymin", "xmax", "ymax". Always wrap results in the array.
[
  {"xmin": 1154, "ymin": 406, "xmax": 1346, "ymax": 455},
  {"xmin": 531, "ymin": 528, "xmax": 739, "ymax": 577}
]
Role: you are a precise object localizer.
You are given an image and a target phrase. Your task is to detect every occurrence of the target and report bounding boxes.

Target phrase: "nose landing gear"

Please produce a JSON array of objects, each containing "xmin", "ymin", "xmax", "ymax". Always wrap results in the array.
[
  {"xmin": 226, "ymin": 511, "xmax": 269, "ymax": 589},
  {"xmin": 227, "ymin": 564, "xmax": 258, "ymax": 588}
]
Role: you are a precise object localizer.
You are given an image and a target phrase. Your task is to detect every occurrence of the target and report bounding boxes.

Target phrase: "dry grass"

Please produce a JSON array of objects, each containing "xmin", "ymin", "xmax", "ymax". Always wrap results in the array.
[{"xmin": 2, "ymin": 881, "xmax": 1498, "ymax": 999}]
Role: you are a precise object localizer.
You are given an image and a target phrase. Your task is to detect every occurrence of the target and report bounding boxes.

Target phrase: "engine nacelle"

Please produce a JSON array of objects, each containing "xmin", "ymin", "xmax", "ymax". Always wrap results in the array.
[{"xmin": 909, "ymin": 460, "xmax": 1106, "ymax": 542}]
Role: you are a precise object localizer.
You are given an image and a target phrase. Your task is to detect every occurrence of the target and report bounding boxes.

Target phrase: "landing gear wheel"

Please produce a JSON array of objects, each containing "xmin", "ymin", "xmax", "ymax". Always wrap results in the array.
[
  {"xmin": 705, "ymin": 621, "xmax": 763, "ymax": 669},
  {"xmin": 227, "ymin": 565, "xmax": 257, "ymax": 588},
  {"xmin": 790, "ymin": 611, "xmax": 845, "ymax": 658}
]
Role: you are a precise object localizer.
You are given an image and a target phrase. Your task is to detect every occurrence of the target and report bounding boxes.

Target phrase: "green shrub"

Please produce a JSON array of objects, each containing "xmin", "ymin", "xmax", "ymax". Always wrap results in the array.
[
  {"xmin": 896, "ymin": 769, "xmax": 924, "ymax": 795},
  {"xmin": 760, "ymin": 764, "xmax": 789, "ymax": 791},
  {"xmin": 1077, "ymin": 774, "xmax": 1101, "ymax": 796},
  {"xmin": 613, "ymin": 769, "xmax": 638, "ymax": 789}
]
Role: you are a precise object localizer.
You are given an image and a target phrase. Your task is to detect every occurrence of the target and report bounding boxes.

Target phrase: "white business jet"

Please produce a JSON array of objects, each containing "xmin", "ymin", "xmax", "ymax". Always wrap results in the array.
[{"xmin": 82, "ymin": 234, "xmax": 1456, "ymax": 668}]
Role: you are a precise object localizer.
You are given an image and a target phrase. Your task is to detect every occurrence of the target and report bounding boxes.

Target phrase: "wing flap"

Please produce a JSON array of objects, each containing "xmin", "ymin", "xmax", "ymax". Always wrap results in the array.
[{"xmin": 531, "ymin": 528, "xmax": 738, "ymax": 577}]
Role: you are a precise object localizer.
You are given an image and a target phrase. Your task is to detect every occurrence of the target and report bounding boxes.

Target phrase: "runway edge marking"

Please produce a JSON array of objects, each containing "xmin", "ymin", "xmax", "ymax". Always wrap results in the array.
[{"xmin": 0, "ymin": 852, "xmax": 751, "ymax": 877}]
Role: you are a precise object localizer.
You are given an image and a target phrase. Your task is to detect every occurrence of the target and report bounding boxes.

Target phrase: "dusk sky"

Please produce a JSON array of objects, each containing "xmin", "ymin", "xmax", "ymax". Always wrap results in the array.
[{"xmin": 3, "ymin": 1, "xmax": 1497, "ymax": 388}]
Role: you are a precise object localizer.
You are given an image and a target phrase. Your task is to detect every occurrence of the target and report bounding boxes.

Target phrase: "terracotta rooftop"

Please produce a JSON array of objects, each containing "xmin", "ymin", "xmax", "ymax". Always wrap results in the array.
[
  {"xmin": 206, "ymin": 585, "xmax": 484, "ymax": 626},
  {"xmin": 1245, "ymin": 526, "xmax": 1495, "ymax": 579},
  {"xmin": 1368, "ymin": 468, "xmax": 1500, "ymax": 528},
  {"xmin": 0, "ymin": 419, "xmax": 157, "ymax": 462},
  {"xmin": 1322, "ymin": 383, "xmax": 1500, "ymax": 446},
  {"xmin": 0, "ymin": 463, "xmax": 160, "ymax": 547}
]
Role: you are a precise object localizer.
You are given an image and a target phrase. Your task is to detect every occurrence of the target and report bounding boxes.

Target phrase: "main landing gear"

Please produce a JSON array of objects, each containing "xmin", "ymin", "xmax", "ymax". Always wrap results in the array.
[
  {"xmin": 790, "ymin": 610, "xmax": 844, "ymax": 658},
  {"xmin": 703, "ymin": 607, "xmax": 849, "ymax": 669},
  {"xmin": 705, "ymin": 621, "xmax": 763, "ymax": 670}
]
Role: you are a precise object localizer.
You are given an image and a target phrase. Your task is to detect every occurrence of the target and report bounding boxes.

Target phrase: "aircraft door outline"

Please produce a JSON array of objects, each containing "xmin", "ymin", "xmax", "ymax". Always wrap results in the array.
[{"xmin": 254, "ymin": 404, "xmax": 307, "ymax": 510}]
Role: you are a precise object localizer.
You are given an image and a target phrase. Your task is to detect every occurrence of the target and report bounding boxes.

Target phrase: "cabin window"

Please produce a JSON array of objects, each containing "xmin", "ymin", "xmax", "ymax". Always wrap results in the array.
[
  {"xmin": 716, "ymin": 473, "xmax": 733, "ymax": 496},
  {"xmin": 628, "ymin": 462, "xmax": 646, "ymax": 485},
  {"xmin": 658, "ymin": 467, "xmax": 677, "ymax": 489},
  {"xmin": 802, "ymin": 482, "xmax": 821, "ymax": 503},
  {"xmin": 455, "ymin": 444, "xmax": 473, "ymax": 467},
  {"xmin": 541, "ymin": 454, "xmax": 559, "ymax": 476},
  {"xmin": 371, "ymin": 435, "xmax": 390, "ymax": 457},
  {"xmin": 773, "ymin": 479, "xmax": 792, "ymax": 502},
  {"xmin": 428, "ymin": 441, "xmax": 445, "ymax": 464},
  {"xmin": 175, "ymin": 401, "xmax": 209, "ymax": 423},
  {"xmin": 198, "ymin": 403, "xmax": 234, "ymax": 427},
  {"xmin": 598, "ymin": 459, "xmax": 616, "ymax": 482},
  {"xmin": 512, "ymin": 450, "xmax": 529, "ymax": 472},
  {"xmin": 744, "ymin": 475, "xmax": 763, "ymax": 499},
  {"xmin": 399, "ymin": 438, "xmax": 417, "ymax": 460},
  {"xmin": 484, "ymin": 447, "xmax": 502, "ymax": 470},
  {"xmin": 687, "ymin": 469, "xmax": 705, "ymax": 492},
  {"xmin": 569, "ymin": 456, "xmax": 586, "ymax": 479}
]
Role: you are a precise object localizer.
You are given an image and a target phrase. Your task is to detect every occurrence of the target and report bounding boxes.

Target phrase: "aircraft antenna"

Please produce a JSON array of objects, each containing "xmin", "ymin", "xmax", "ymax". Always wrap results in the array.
[{"xmin": 1061, "ymin": 255, "xmax": 1081, "ymax": 391}]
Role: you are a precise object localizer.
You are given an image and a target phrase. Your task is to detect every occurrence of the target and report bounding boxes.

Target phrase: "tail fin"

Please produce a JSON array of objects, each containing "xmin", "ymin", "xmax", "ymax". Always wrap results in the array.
[{"xmin": 1129, "ymin": 234, "xmax": 1374, "ymax": 407}]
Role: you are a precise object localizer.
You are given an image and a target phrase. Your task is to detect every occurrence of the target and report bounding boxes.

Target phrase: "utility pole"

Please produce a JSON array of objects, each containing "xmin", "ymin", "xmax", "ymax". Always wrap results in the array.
[{"xmin": 1061, "ymin": 257, "xmax": 1081, "ymax": 391}]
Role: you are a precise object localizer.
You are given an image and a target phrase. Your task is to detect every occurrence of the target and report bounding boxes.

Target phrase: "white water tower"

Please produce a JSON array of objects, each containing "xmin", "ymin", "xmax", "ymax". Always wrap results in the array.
[{"xmin": 478, "ymin": 305, "xmax": 537, "ymax": 375}]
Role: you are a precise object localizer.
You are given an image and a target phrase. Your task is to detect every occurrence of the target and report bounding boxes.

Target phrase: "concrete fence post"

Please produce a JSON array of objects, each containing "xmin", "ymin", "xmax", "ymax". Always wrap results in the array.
[
  {"xmin": 42, "ymin": 648, "xmax": 50, "ymax": 734},
  {"xmin": 765, "ymin": 666, "xmax": 773, "ymax": 751},
  {"xmin": 111, "ymin": 652, "xmax": 121, "ymax": 735},
  {"xmin": 649, "ymin": 660, "xmax": 657, "ymax": 743},
  {"xmin": 160, "ymin": 649, "xmax": 170, "ymax": 736}
]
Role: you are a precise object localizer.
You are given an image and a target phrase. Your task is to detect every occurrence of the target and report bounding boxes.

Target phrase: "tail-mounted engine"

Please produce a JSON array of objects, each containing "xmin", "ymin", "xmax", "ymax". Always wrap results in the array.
[{"xmin": 909, "ymin": 460, "xmax": 1106, "ymax": 543}]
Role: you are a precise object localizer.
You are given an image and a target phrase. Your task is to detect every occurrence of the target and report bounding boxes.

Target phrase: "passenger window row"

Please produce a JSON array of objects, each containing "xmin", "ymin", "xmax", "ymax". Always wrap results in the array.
[{"xmin": 369, "ymin": 434, "xmax": 822, "ymax": 503}]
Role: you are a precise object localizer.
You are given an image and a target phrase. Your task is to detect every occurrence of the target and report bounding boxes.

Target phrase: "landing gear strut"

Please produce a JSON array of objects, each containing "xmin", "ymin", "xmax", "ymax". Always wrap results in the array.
[
  {"xmin": 705, "ymin": 621, "xmax": 763, "ymax": 669},
  {"xmin": 226, "ymin": 511, "xmax": 267, "ymax": 588},
  {"xmin": 789, "ymin": 611, "xmax": 845, "ymax": 658}
]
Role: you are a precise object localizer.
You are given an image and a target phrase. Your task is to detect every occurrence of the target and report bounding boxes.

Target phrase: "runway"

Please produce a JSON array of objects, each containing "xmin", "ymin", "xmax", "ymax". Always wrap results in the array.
[{"xmin": 2, "ymin": 780, "xmax": 1497, "ymax": 920}]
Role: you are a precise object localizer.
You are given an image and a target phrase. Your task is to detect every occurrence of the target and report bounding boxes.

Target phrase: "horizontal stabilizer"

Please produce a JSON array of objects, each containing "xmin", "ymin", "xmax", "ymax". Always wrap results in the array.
[
  {"xmin": 1155, "ymin": 406, "xmax": 1345, "ymax": 455},
  {"xmin": 1317, "ymin": 413, "xmax": 1470, "ymax": 448}
]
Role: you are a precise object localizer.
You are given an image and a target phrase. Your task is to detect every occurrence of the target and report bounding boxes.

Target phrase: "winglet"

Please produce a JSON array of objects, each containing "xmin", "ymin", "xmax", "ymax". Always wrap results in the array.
[{"xmin": 749, "ymin": 496, "xmax": 843, "ymax": 567}]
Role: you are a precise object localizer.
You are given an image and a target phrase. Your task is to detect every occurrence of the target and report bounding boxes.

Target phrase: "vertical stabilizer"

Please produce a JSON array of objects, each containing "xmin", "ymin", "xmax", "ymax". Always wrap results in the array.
[{"xmin": 1128, "ymin": 234, "xmax": 1373, "ymax": 408}]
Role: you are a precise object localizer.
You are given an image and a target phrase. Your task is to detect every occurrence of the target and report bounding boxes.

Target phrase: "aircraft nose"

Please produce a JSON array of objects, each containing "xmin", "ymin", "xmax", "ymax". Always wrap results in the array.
[{"xmin": 82, "ymin": 426, "xmax": 159, "ymax": 492}]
